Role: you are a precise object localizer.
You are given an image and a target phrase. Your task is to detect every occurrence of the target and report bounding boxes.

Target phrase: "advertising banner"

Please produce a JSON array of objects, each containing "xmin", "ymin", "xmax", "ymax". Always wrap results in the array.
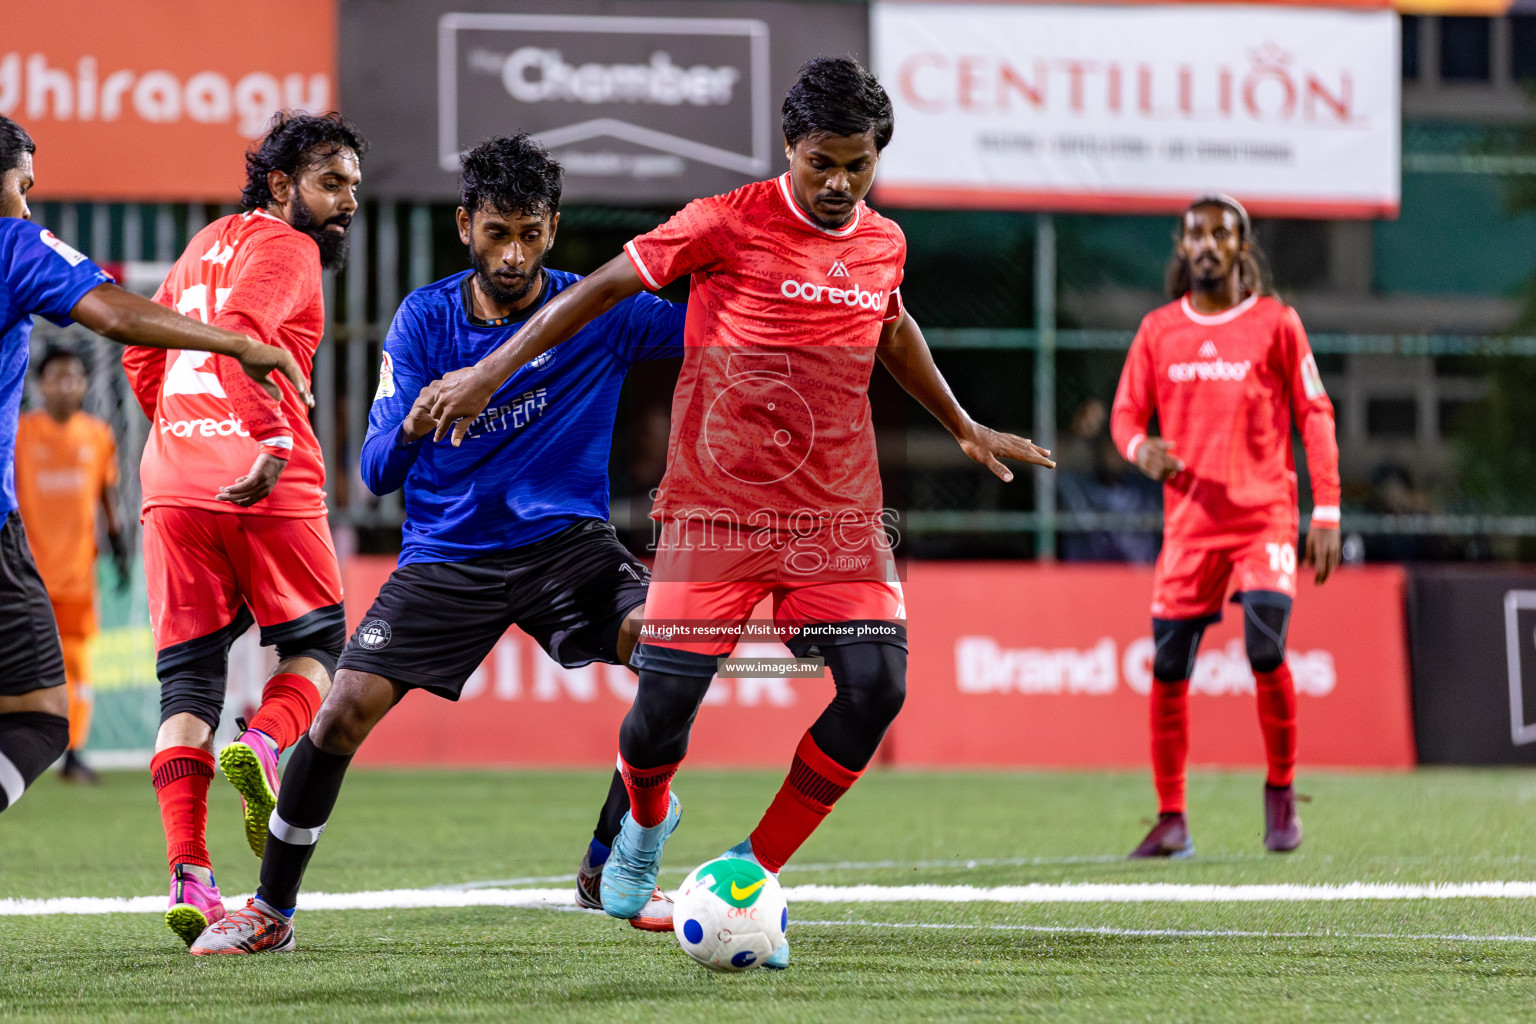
[
  {"xmin": 898, "ymin": 563, "xmax": 1414, "ymax": 768},
  {"xmin": 339, "ymin": 0, "xmax": 868, "ymax": 202},
  {"xmin": 871, "ymin": 2, "xmax": 1400, "ymax": 218},
  {"xmin": 1407, "ymin": 567, "xmax": 1536, "ymax": 765},
  {"xmin": 347, "ymin": 558, "xmax": 1414, "ymax": 770},
  {"xmin": 1, "ymin": 1, "xmax": 336, "ymax": 201}
]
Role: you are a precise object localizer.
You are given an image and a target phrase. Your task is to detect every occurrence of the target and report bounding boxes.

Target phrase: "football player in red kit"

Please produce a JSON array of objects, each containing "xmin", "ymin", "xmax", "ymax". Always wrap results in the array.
[
  {"xmin": 122, "ymin": 112, "xmax": 366, "ymax": 945},
  {"xmin": 427, "ymin": 58, "xmax": 1052, "ymax": 967},
  {"xmin": 1111, "ymin": 195, "xmax": 1341, "ymax": 858}
]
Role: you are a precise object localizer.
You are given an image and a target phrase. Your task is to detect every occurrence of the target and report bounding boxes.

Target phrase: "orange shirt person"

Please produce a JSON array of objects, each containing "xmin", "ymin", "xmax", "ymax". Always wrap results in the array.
[{"xmin": 14, "ymin": 346, "xmax": 127, "ymax": 783}]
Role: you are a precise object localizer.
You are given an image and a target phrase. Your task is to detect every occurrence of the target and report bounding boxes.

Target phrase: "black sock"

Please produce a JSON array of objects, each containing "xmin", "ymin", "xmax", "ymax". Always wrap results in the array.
[
  {"xmin": 257, "ymin": 735, "xmax": 352, "ymax": 911},
  {"xmin": 592, "ymin": 768, "xmax": 629, "ymax": 848},
  {"xmin": 0, "ymin": 711, "xmax": 68, "ymax": 812}
]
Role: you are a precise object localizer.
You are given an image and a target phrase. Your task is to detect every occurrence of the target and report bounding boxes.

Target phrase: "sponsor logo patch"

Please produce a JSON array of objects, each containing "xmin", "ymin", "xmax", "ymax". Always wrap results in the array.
[
  {"xmin": 779, "ymin": 278, "xmax": 885, "ymax": 311},
  {"xmin": 1167, "ymin": 358, "xmax": 1251, "ymax": 383}
]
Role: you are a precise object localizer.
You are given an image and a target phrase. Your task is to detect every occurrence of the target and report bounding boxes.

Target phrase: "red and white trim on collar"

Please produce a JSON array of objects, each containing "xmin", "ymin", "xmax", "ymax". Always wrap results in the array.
[
  {"xmin": 776, "ymin": 173, "xmax": 862, "ymax": 237},
  {"xmin": 1179, "ymin": 292, "xmax": 1259, "ymax": 326}
]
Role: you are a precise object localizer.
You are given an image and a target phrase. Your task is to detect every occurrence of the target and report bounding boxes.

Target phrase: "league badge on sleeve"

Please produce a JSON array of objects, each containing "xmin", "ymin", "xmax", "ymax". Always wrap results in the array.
[
  {"xmin": 375, "ymin": 351, "xmax": 396, "ymax": 400},
  {"xmin": 1300, "ymin": 354, "xmax": 1327, "ymax": 401},
  {"xmin": 39, "ymin": 230, "xmax": 90, "ymax": 268}
]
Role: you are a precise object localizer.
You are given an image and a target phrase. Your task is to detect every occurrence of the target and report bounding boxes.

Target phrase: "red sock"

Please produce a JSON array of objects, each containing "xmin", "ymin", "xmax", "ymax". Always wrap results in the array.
[
  {"xmin": 1151, "ymin": 680, "xmax": 1190, "ymax": 814},
  {"xmin": 246, "ymin": 673, "xmax": 323, "ymax": 752},
  {"xmin": 1255, "ymin": 663, "xmax": 1298, "ymax": 788},
  {"xmin": 748, "ymin": 732, "xmax": 863, "ymax": 873},
  {"xmin": 151, "ymin": 746, "xmax": 216, "ymax": 870},
  {"xmin": 619, "ymin": 755, "xmax": 680, "ymax": 828}
]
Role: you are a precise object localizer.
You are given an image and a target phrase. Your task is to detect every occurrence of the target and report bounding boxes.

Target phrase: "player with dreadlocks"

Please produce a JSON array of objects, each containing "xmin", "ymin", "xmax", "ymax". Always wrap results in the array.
[{"xmin": 1111, "ymin": 195, "xmax": 1341, "ymax": 858}]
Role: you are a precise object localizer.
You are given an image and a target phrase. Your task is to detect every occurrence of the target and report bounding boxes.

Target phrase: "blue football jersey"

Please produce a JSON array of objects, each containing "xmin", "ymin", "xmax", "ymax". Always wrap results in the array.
[
  {"xmin": 360, "ymin": 268, "xmax": 685, "ymax": 565},
  {"xmin": 0, "ymin": 219, "xmax": 112, "ymax": 515}
]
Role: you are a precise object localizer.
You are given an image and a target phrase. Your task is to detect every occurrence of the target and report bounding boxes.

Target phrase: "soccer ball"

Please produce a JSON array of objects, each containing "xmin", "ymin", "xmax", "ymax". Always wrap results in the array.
[{"xmin": 672, "ymin": 856, "xmax": 788, "ymax": 971}]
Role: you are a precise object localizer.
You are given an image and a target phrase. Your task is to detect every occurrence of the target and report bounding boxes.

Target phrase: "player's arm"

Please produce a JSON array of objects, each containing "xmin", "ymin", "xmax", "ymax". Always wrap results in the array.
[
  {"xmin": 1283, "ymin": 309, "xmax": 1342, "ymax": 584},
  {"xmin": 360, "ymin": 307, "xmax": 436, "ymax": 496},
  {"xmin": 430, "ymin": 254, "xmax": 647, "ymax": 445},
  {"xmin": 99, "ymin": 482, "xmax": 130, "ymax": 591},
  {"xmin": 1110, "ymin": 325, "xmax": 1183, "ymax": 481},
  {"xmin": 69, "ymin": 283, "xmax": 311, "ymax": 405},
  {"xmin": 94, "ymin": 425, "xmax": 128, "ymax": 588},
  {"xmin": 878, "ymin": 311, "xmax": 1053, "ymax": 481}
]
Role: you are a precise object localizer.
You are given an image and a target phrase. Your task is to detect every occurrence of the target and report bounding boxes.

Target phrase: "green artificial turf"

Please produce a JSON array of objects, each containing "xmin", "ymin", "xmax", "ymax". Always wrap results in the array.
[{"xmin": 1, "ymin": 767, "xmax": 1533, "ymax": 1022}]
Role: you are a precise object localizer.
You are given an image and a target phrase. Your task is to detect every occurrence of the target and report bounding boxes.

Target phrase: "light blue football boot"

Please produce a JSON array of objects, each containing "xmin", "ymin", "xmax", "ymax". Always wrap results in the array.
[
  {"xmin": 600, "ymin": 792, "xmax": 682, "ymax": 919},
  {"xmin": 722, "ymin": 838, "xmax": 789, "ymax": 970}
]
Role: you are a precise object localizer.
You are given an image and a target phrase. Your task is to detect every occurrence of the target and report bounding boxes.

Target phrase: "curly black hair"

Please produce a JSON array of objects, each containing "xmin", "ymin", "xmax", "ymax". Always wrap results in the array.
[
  {"xmin": 241, "ymin": 111, "xmax": 369, "ymax": 210},
  {"xmin": 0, "ymin": 115, "xmax": 36, "ymax": 175},
  {"xmin": 782, "ymin": 57, "xmax": 894, "ymax": 152},
  {"xmin": 459, "ymin": 134, "xmax": 563, "ymax": 218}
]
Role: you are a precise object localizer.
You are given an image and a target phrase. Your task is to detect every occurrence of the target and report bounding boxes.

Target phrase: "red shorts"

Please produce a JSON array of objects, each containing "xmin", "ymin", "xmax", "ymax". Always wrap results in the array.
[
  {"xmin": 1151, "ymin": 533, "xmax": 1297, "ymax": 621},
  {"xmin": 141, "ymin": 506, "xmax": 343, "ymax": 652},
  {"xmin": 641, "ymin": 517, "xmax": 905, "ymax": 655}
]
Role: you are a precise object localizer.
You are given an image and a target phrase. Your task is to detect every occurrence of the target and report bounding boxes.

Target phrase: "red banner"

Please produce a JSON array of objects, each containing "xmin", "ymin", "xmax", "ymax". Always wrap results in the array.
[{"xmin": 344, "ymin": 558, "xmax": 1414, "ymax": 769}]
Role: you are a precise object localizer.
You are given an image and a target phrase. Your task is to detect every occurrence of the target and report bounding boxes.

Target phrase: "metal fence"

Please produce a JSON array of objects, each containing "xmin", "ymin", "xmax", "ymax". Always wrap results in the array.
[{"xmin": 25, "ymin": 200, "xmax": 1536, "ymax": 561}]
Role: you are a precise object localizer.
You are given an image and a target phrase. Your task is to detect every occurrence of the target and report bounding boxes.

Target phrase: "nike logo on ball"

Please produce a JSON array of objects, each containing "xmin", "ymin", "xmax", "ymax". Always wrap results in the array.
[{"xmin": 731, "ymin": 878, "xmax": 767, "ymax": 900}]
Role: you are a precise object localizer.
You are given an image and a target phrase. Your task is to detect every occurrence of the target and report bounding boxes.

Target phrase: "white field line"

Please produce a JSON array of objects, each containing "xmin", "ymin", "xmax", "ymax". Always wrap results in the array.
[
  {"xmin": 442, "ymin": 855, "xmax": 1199, "ymax": 889},
  {"xmin": 792, "ymin": 919, "xmax": 1536, "ymax": 945},
  {"xmin": 783, "ymin": 881, "xmax": 1536, "ymax": 903},
  {"xmin": 8, "ymin": 880, "xmax": 1536, "ymax": 918}
]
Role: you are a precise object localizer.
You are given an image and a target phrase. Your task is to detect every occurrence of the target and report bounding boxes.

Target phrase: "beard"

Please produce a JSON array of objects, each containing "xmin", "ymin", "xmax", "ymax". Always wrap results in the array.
[
  {"xmin": 290, "ymin": 200, "xmax": 352, "ymax": 271},
  {"xmin": 1190, "ymin": 256, "xmax": 1226, "ymax": 290},
  {"xmin": 471, "ymin": 245, "xmax": 545, "ymax": 308}
]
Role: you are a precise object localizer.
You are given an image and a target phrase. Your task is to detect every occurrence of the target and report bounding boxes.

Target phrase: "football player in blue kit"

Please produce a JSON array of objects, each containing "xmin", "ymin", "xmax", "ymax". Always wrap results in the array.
[
  {"xmin": 0, "ymin": 114, "xmax": 308, "ymax": 817},
  {"xmin": 194, "ymin": 134, "xmax": 683, "ymax": 954}
]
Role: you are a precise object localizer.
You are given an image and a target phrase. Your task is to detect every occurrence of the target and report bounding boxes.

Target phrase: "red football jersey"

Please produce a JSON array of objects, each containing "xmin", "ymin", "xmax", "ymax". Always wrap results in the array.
[
  {"xmin": 1110, "ymin": 293, "xmax": 1341, "ymax": 544},
  {"xmin": 625, "ymin": 174, "xmax": 905, "ymax": 525},
  {"xmin": 124, "ymin": 210, "xmax": 327, "ymax": 518}
]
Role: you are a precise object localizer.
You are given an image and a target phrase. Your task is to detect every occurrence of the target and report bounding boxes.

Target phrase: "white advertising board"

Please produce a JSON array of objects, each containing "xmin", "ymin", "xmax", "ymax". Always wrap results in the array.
[{"xmin": 872, "ymin": 2, "xmax": 1400, "ymax": 217}]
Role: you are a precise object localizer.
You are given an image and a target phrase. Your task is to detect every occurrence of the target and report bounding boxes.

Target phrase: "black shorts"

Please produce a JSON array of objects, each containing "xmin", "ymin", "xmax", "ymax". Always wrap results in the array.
[
  {"xmin": 0, "ymin": 513, "xmax": 66, "ymax": 697},
  {"xmin": 338, "ymin": 519, "xmax": 649, "ymax": 700}
]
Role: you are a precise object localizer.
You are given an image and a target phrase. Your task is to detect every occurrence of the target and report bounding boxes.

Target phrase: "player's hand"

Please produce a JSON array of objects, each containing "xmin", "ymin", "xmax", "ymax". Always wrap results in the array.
[
  {"xmin": 216, "ymin": 453, "xmax": 287, "ymax": 507},
  {"xmin": 1135, "ymin": 438, "xmax": 1185, "ymax": 481},
  {"xmin": 957, "ymin": 421, "xmax": 1054, "ymax": 483},
  {"xmin": 108, "ymin": 531, "xmax": 132, "ymax": 593},
  {"xmin": 234, "ymin": 337, "xmax": 314, "ymax": 408},
  {"xmin": 400, "ymin": 381, "xmax": 443, "ymax": 442},
  {"xmin": 1305, "ymin": 525, "xmax": 1342, "ymax": 585},
  {"xmin": 428, "ymin": 366, "xmax": 497, "ymax": 447}
]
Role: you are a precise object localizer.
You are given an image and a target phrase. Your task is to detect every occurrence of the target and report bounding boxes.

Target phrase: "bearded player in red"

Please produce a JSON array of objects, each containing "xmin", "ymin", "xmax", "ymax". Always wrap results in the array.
[
  {"xmin": 1111, "ymin": 195, "xmax": 1341, "ymax": 858},
  {"xmin": 123, "ymin": 112, "xmax": 366, "ymax": 945},
  {"xmin": 424, "ymin": 58, "xmax": 1051, "ymax": 969}
]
